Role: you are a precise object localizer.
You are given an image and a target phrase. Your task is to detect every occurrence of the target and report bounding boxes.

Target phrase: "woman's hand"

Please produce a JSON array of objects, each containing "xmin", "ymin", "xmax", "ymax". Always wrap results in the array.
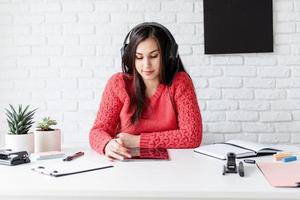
[
  {"xmin": 104, "ymin": 138, "xmax": 131, "ymax": 161},
  {"xmin": 116, "ymin": 132, "xmax": 140, "ymax": 148}
]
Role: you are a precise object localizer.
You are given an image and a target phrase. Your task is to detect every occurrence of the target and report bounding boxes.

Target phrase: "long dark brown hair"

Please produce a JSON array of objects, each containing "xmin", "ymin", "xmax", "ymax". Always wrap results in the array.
[{"xmin": 121, "ymin": 23, "xmax": 186, "ymax": 124}]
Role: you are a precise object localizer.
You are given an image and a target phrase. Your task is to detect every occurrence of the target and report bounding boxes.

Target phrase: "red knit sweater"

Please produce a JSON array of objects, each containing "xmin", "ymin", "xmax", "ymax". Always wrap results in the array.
[{"xmin": 89, "ymin": 72, "xmax": 202, "ymax": 154}]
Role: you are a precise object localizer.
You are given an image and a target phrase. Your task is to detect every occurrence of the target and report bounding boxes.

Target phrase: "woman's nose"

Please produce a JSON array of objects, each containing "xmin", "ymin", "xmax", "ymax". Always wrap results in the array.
[{"xmin": 143, "ymin": 58, "xmax": 151, "ymax": 68}]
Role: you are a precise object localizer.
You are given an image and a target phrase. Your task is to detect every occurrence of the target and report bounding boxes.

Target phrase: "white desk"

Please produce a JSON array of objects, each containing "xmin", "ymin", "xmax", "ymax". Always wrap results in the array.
[{"xmin": 1, "ymin": 148, "xmax": 300, "ymax": 200}]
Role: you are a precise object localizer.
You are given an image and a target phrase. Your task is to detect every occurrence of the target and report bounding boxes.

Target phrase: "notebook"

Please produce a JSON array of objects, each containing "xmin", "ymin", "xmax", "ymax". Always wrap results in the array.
[
  {"xmin": 257, "ymin": 162, "xmax": 300, "ymax": 187},
  {"xmin": 194, "ymin": 140, "xmax": 281, "ymax": 160}
]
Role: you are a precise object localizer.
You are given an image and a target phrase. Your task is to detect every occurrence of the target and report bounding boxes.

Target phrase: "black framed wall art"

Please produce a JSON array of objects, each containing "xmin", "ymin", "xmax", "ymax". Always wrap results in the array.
[{"xmin": 204, "ymin": 0, "xmax": 273, "ymax": 54}]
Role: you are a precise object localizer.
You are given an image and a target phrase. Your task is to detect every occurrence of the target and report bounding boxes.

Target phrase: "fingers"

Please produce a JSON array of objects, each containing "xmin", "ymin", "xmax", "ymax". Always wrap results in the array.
[
  {"xmin": 108, "ymin": 151, "xmax": 125, "ymax": 161},
  {"xmin": 115, "ymin": 133, "xmax": 139, "ymax": 148},
  {"xmin": 105, "ymin": 139, "xmax": 131, "ymax": 161},
  {"xmin": 113, "ymin": 139, "xmax": 128, "ymax": 153},
  {"xmin": 115, "ymin": 138, "xmax": 123, "ymax": 146}
]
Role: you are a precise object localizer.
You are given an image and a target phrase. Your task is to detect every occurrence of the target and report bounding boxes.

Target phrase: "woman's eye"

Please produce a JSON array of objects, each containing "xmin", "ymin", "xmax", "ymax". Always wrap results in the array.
[
  {"xmin": 136, "ymin": 56, "xmax": 143, "ymax": 60},
  {"xmin": 151, "ymin": 54, "xmax": 158, "ymax": 58}
]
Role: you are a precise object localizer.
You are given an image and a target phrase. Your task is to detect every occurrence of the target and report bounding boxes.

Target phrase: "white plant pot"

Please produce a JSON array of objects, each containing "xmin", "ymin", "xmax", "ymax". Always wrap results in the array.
[
  {"xmin": 34, "ymin": 129, "xmax": 61, "ymax": 153},
  {"xmin": 5, "ymin": 133, "xmax": 34, "ymax": 154}
]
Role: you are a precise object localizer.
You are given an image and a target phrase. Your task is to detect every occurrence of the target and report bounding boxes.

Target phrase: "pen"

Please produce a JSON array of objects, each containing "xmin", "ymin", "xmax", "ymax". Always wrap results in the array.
[{"xmin": 63, "ymin": 151, "xmax": 84, "ymax": 161}]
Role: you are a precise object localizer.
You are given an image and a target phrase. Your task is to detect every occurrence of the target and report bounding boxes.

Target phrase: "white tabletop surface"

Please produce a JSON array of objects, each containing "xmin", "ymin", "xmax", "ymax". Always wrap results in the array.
[{"xmin": 1, "ymin": 147, "xmax": 300, "ymax": 200}]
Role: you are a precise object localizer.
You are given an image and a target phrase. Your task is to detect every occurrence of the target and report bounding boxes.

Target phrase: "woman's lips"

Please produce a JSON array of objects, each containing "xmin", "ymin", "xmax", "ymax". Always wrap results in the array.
[{"xmin": 143, "ymin": 71, "xmax": 154, "ymax": 75}]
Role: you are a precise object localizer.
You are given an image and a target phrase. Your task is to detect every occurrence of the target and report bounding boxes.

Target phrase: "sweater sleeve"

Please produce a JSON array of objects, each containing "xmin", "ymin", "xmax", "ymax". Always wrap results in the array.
[
  {"xmin": 140, "ymin": 72, "xmax": 202, "ymax": 149},
  {"xmin": 89, "ymin": 73, "xmax": 124, "ymax": 154}
]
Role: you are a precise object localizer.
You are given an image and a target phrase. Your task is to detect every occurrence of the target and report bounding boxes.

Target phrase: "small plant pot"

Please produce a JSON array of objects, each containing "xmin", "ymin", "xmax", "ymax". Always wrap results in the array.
[
  {"xmin": 34, "ymin": 129, "xmax": 61, "ymax": 153},
  {"xmin": 5, "ymin": 133, "xmax": 34, "ymax": 154}
]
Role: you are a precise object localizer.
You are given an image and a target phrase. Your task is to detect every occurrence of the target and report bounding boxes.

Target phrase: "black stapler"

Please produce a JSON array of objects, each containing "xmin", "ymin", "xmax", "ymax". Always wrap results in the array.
[{"xmin": 0, "ymin": 150, "xmax": 30, "ymax": 166}]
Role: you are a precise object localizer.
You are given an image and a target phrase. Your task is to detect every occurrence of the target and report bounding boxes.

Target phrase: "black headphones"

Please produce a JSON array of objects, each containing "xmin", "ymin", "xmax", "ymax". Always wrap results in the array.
[
  {"xmin": 121, "ymin": 22, "xmax": 178, "ymax": 58},
  {"xmin": 121, "ymin": 22, "xmax": 180, "ymax": 81}
]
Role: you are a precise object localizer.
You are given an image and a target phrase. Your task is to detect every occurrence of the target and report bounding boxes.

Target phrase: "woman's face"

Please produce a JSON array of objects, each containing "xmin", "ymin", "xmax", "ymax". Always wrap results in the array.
[{"xmin": 135, "ymin": 37, "xmax": 161, "ymax": 84}]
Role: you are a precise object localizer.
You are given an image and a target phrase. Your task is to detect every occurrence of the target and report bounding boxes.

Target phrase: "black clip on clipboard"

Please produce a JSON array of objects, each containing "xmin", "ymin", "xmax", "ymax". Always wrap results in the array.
[{"xmin": 0, "ymin": 150, "xmax": 30, "ymax": 166}]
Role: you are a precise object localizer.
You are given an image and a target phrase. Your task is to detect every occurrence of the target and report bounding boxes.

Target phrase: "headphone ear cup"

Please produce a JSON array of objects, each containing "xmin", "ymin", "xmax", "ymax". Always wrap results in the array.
[
  {"xmin": 170, "ymin": 43, "xmax": 178, "ymax": 60},
  {"xmin": 169, "ymin": 44, "xmax": 179, "ymax": 72},
  {"xmin": 121, "ymin": 44, "xmax": 128, "ymax": 58},
  {"xmin": 167, "ymin": 56, "xmax": 179, "ymax": 84},
  {"xmin": 121, "ymin": 44, "xmax": 130, "ymax": 72}
]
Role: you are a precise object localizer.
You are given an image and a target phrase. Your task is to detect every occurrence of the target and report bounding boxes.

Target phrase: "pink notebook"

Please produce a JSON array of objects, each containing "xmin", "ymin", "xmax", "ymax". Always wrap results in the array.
[{"xmin": 257, "ymin": 162, "xmax": 300, "ymax": 187}]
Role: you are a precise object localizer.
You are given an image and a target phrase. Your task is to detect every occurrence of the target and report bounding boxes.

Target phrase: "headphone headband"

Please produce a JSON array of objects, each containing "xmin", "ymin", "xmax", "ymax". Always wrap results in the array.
[{"xmin": 121, "ymin": 22, "xmax": 178, "ymax": 58}]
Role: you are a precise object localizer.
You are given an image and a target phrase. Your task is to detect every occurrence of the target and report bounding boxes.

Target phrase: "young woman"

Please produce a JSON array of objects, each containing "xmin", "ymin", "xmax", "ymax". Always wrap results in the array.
[{"xmin": 90, "ymin": 22, "xmax": 202, "ymax": 160}]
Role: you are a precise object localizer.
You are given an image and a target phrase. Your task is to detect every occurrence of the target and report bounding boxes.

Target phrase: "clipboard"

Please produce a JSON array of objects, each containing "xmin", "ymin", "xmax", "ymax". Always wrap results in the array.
[{"xmin": 31, "ymin": 159, "xmax": 113, "ymax": 177}]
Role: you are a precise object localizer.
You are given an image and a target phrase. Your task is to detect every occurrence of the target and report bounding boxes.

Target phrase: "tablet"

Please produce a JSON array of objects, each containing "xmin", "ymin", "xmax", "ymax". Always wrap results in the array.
[{"xmin": 124, "ymin": 148, "xmax": 169, "ymax": 161}]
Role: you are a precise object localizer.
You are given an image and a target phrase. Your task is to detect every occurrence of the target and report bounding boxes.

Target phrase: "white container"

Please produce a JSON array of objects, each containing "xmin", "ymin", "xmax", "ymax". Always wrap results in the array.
[
  {"xmin": 5, "ymin": 133, "xmax": 34, "ymax": 154},
  {"xmin": 34, "ymin": 129, "xmax": 61, "ymax": 153}
]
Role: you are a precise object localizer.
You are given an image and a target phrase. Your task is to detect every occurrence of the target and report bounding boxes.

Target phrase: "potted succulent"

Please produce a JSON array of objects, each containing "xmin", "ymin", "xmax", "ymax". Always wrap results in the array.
[
  {"xmin": 5, "ymin": 104, "xmax": 37, "ymax": 154},
  {"xmin": 34, "ymin": 117, "xmax": 61, "ymax": 153}
]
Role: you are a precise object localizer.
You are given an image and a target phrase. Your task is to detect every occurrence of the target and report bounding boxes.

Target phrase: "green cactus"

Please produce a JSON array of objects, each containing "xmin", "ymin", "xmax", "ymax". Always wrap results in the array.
[
  {"xmin": 37, "ymin": 117, "xmax": 57, "ymax": 131},
  {"xmin": 5, "ymin": 104, "xmax": 37, "ymax": 135}
]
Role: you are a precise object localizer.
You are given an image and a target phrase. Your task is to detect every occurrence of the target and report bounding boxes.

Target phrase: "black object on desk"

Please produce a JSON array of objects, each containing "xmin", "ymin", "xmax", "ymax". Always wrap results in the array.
[
  {"xmin": 222, "ymin": 152, "xmax": 244, "ymax": 177},
  {"xmin": 244, "ymin": 159, "xmax": 256, "ymax": 164},
  {"xmin": 63, "ymin": 151, "xmax": 84, "ymax": 161},
  {"xmin": 0, "ymin": 150, "xmax": 30, "ymax": 166}
]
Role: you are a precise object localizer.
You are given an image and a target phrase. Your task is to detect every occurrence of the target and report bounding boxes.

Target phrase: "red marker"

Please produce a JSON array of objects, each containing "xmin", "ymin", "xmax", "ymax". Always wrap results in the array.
[{"xmin": 63, "ymin": 151, "xmax": 84, "ymax": 161}]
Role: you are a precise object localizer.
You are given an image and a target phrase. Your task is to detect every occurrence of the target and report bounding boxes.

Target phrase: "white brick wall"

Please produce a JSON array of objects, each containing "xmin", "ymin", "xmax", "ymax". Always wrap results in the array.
[{"xmin": 0, "ymin": 0, "xmax": 300, "ymax": 146}]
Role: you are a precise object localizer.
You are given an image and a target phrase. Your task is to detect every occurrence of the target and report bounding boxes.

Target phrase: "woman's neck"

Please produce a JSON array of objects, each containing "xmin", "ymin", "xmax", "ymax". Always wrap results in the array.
[{"xmin": 144, "ymin": 79, "xmax": 160, "ymax": 98}]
